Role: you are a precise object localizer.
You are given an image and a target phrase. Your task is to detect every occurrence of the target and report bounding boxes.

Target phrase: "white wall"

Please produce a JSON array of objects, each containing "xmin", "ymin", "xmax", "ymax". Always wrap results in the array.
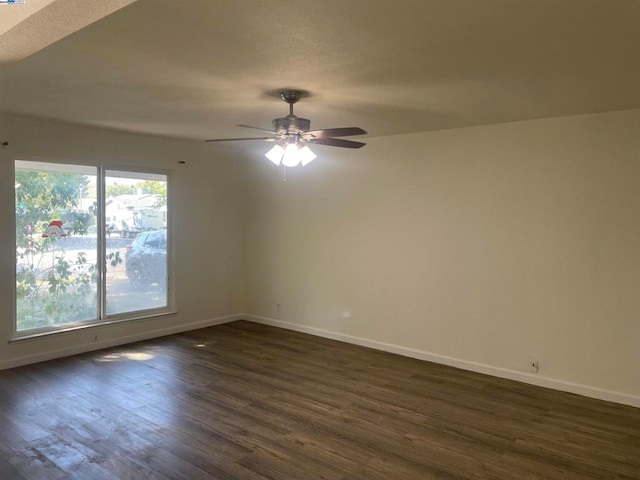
[
  {"xmin": 245, "ymin": 109, "xmax": 640, "ymax": 404},
  {"xmin": 0, "ymin": 113, "xmax": 246, "ymax": 367}
]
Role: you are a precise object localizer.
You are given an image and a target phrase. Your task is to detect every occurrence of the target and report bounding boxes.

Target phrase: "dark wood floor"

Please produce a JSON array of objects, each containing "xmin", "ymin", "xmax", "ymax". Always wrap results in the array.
[{"xmin": 0, "ymin": 321, "xmax": 638, "ymax": 479}]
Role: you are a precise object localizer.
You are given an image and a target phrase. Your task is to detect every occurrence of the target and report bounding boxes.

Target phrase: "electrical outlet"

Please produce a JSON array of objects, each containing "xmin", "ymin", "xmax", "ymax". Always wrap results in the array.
[
  {"xmin": 530, "ymin": 359, "xmax": 540, "ymax": 374},
  {"xmin": 276, "ymin": 303, "xmax": 281, "ymax": 312},
  {"xmin": 91, "ymin": 333, "xmax": 98, "ymax": 344}
]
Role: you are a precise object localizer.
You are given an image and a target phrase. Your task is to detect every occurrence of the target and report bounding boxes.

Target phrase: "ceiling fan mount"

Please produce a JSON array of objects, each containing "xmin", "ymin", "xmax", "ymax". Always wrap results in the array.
[{"xmin": 279, "ymin": 90, "xmax": 305, "ymax": 106}]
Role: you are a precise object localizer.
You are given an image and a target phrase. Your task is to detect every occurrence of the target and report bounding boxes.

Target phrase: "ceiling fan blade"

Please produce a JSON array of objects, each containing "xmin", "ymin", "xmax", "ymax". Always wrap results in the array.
[
  {"xmin": 306, "ymin": 127, "xmax": 367, "ymax": 138},
  {"xmin": 205, "ymin": 137, "xmax": 274, "ymax": 143},
  {"xmin": 237, "ymin": 124, "xmax": 278, "ymax": 135},
  {"xmin": 308, "ymin": 137, "xmax": 366, "ymax": 149}
]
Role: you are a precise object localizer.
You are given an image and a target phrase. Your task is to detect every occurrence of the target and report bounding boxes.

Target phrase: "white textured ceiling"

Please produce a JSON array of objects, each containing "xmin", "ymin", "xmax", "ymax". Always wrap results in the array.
[
  {"xmin": 1, "ymin": 0, "xmax": 639, "ymax": 143},
  {"xmin": 0, "ymin": 0, "xmax": 136, "ymax": 62},
  {"xmin": 0, "ymin": 0, "xmax": 57, "ymax": 37}
]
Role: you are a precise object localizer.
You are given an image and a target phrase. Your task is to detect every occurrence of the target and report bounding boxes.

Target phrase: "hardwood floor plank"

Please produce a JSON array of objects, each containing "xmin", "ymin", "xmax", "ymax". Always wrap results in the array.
[
  {"xmin": 0, "ymin": 320, "xmax": 638, "ymax": 479},
  {"xmin": 0, "ymin": 456, "xmax": 27, "ymax": 480}
]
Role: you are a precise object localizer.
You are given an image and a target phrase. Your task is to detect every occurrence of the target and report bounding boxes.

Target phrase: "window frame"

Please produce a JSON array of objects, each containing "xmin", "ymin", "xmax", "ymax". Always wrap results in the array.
[{"xmin": 11, "ymin": 160, "xmax": 175, "ymax": 341}]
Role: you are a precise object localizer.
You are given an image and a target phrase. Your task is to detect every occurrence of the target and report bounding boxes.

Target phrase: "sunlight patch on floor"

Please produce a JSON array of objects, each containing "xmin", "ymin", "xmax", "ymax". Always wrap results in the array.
[{"xmin": 98, "ymin": 351, "xmax": 154, "ymax": 362}]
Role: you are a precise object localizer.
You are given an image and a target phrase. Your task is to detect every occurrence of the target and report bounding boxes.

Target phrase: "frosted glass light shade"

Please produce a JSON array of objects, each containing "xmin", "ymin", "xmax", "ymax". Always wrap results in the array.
[
  {"xmin": 299, "ymin": 146, "xmax": 317, "ymax": 166},
  {"xmin": 281, "ymin": 144, "xmax": 301, "ymax": 167},
  {"xmin": 265, "ymin": 143, "xmax": 317, "ymax": 167},
  {"xmin": 265, "ymin": 144, "xmax": 285, "ymax": 165}
]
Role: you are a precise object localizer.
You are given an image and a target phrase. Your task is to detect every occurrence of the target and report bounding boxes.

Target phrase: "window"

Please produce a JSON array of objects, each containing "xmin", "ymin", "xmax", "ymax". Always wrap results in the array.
[{"xmin": 14, "ymin": 161, "xmax": 171, "ymax": 336}]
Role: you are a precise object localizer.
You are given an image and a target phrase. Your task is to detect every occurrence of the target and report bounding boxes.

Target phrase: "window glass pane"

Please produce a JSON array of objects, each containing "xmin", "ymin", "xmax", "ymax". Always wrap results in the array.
[
  {"xmin": 105, "ymin": 170, "xmax": 168, "ymax": 315},
  {"xmin": 15, "ymin": 161, "xmax": 98, "ymax": 331}
]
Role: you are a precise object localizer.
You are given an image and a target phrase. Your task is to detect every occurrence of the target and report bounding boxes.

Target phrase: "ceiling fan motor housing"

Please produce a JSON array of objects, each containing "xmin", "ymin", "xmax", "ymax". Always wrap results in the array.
[{"xmin": 273, "ymin": 116, "xmax": 311, "ymax": 135}]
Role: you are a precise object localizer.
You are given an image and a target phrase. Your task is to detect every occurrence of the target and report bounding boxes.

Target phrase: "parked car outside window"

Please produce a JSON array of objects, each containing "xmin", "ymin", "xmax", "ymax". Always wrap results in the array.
[{"xmin": 125, "ymin": 230, "xmax": 167, "ymax": 290}]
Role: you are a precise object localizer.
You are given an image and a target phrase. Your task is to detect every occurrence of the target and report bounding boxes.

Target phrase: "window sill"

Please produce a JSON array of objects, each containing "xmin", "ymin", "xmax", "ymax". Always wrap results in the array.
[{"xmin": 9, "ymin": 309, "xmax": 177, "ymax": 343}]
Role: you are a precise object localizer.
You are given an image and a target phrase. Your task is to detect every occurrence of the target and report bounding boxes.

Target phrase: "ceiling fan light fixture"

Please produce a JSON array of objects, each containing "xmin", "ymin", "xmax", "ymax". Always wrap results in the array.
[
  {"xmin": 265, "ymin": 144, "xmax": 285, "ymax": 165},
  {"xmin": 265, "ymin": 143, "xmax": 316, "ymax": 167}
]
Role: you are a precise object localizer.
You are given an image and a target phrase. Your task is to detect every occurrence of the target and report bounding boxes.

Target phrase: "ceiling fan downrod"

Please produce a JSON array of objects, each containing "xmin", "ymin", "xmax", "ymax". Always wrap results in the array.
[{"xmin": 274, "ymin": 90, "xmax": 310, "ymax": 135}]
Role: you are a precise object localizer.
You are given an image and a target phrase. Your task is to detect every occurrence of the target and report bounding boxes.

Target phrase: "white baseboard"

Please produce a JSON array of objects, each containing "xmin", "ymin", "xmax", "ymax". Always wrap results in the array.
[
  {"xmin": 0, "ymin": 313, "xmax": 242, "ymax": 371},
  {"xmin": 244, "ymin": 314, "xmax": 640, "ymax": 409}
]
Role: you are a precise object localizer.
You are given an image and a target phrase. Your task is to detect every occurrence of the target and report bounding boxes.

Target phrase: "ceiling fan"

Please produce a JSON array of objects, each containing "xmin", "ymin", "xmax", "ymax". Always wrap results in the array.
[{"xmin": 205, "ymin": 90, "xmax": 367, "ymax": 167}]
